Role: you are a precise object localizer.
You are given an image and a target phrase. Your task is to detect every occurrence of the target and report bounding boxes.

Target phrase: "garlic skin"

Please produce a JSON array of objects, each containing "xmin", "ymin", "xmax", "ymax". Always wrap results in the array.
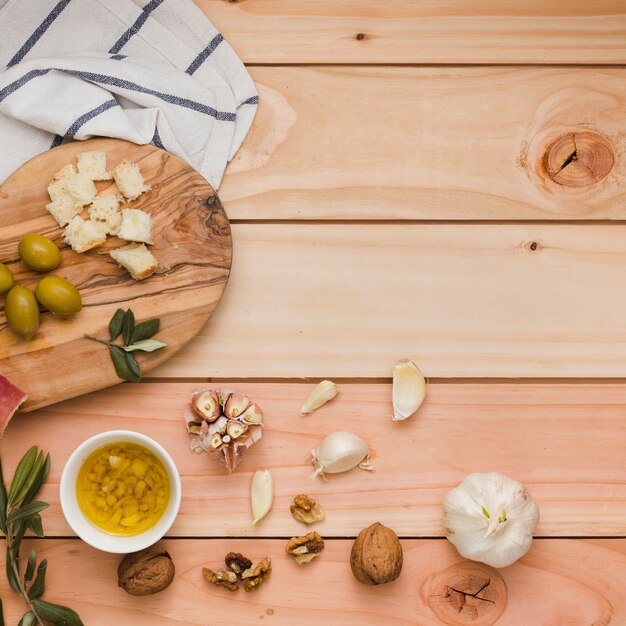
[
  {"xmin": 251, "ymin": 469, "xmax": 273, "ymax": 525},
  {"xmin": 443, "ymin": 472, "xmax": 539, "ymax": 569},
  {"xmin": 311, "ymin": 431, "xmax": 374, "ymax": 479},
  {"xmin": 392, "ymin": 359, "xmax": 426, "ymax": 421},
  {"xmin": 301, "ymin": 380, "xmax": 339, "ymax": 415}
]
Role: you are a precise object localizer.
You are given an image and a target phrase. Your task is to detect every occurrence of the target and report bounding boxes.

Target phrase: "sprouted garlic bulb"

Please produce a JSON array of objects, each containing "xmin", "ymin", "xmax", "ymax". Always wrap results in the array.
[{"xmin": 443, "ymin": 472, "xmax": 539, "ymax": 569}]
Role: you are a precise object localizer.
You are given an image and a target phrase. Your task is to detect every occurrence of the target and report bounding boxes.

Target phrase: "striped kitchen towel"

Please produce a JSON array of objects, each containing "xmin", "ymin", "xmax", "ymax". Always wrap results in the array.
[{"xmin": 0, "ymin": 0, "xmax": 258, "ymax": 188}]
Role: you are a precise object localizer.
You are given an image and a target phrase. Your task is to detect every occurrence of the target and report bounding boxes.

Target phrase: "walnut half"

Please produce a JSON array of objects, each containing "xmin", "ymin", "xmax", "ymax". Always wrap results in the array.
[
  {"xmin": 241, "ymin": 557, "xmax": 272, "ymax": 592},
  {"xmin": 225, "ymin": 552, "xmax": 252, "ymax": 575},
  {"xmin": 286, "ymin": 531, "xmax": 325, "ymax": 565},
  {"xmin": 202, "ymin": 567, "xmax": 239, "ymax": 592},
  {"xmin": 290, "ymin": 494, "xmax": 325, "ymax": 526}
]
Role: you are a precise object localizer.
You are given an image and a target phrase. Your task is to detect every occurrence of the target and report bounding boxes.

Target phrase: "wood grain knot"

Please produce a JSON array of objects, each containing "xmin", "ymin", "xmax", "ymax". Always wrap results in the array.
[
  {"xmin": 420, "ymin": 561, "xmax": 507, "ymax": 625},
  {"xmin": 355, "ymin": 33, "xmax": 367, "ymax": 41},
  {"xmin": 542, "ymin": 131, "xmax": 614, "ymax": 188}
]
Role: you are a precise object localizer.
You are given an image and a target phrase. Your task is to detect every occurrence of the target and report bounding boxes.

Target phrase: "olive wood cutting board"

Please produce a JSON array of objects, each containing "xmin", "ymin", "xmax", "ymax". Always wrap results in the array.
[{"xmin": 0, "ymin": 138, "xmax": 232, "ymax": 411}]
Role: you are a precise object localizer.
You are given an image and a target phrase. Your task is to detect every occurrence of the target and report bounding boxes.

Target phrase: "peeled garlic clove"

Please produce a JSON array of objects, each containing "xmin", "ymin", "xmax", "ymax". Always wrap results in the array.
[
  {"xmin": 300, "ymin": 380, "xmax": 339, "ymax": 415},
  {"xmin": 251, "ymin": 469, "xmax": 273, "ymax": 525},
  {"xmin": 241, "ymin": 403, "xmax": 263, "ymax": 425},
  {"xmin": 392, "ymin": 359, "xmax": 426, "ymax": 421},
  {"xmin": 194, "ymin": 390, "xmax": 221, "ymax": 421},
  {"xmin": 224, "ymin": 392, "xmax": 251, "ymax": 418},
  {"xmin": 311, "ymin": 431, "xmax": 374, "ymax": 479}
]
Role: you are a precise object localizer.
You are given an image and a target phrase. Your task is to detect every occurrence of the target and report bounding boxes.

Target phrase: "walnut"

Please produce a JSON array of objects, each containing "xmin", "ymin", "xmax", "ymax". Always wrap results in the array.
[
  {"xmin": 286, "ymin": 531, "xmax": 324, "ymax": 565},
  {"xmin": 202, "ymin": 567, "xmax": 239, "ymax": 592},
  {"xmin": 350, "ymin": 522, "xmax": 403, "ymax": 585},
  {"xmin": 290, "ymin": 494, "xmax": 325, "ymax": 526},
  {"xmin": 117, "ymin": 546, "xmax": 175, "ymax": 596},
  {"xmin": 225, "ymin": 552, "xmax": 252, "ymax": 575},
  {"xmin": 241, "ymin": 557, "xmax": 272, "ymax": 592}
]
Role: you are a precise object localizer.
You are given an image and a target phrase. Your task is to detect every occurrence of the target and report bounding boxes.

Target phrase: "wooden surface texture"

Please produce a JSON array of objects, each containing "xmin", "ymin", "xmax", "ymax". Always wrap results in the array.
[
  {"xmin": 2, "ymin": 2, "xmax": 626, "ymax": 625},
  {"xmin": 0, "ymin": 138, "xmax": 231, "ymax": 410}
]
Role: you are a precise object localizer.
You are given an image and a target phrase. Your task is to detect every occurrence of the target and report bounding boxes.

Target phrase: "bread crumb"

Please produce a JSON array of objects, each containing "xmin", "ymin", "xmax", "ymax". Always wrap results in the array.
[
  {"xmin": 112, "ymin": 159, "xmax": 151, "ymax": 201},
  {"xmin": 64, "ymin": 216, "xmax": 107, "ymax": 253},
  {"xmin": 118, "ymin": 208, "xmax": 153, "ymax": 244},
  {"xmin": 65, "ymin": 173, "xmax": 97, "ymax": 207},
  {"xmin": 77, "ymin": 151, "xmax": 112, "ymax": 181},
  {"xmin": 88, "ymin": 195, "xmax": 122, "ymax": 235},
  {"xmin": 46, "ymin": 193, "xmax": 82, "ymax": 227},
  {"xmin": 110, "ymin": 243, "xmax": 158, "ymax": 281}
]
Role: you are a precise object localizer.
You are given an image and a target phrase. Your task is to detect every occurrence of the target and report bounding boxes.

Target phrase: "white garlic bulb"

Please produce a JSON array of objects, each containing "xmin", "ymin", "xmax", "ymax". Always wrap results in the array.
[
  {"xmin": 311, "ymin": 431, "xmax": 374, "ymax": 479},
  {"xmin": 443, "ymin": 472, "xmax": 539, "ymax": 569},
  {"xmin": 392, "ymin": 359, "xmax": 426, "ymax": 421}
]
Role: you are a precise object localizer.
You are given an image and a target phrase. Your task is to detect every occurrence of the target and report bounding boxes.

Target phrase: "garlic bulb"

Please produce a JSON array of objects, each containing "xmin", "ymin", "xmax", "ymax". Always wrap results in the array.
[
  {"xmin": 251, "ymin": 469, "xmax": 273, "ymax": 525},
  {"xmin": 301, "ymin": 380, "xmax": 339, "ymax": 415},
  {"xmin": 311, "ymin": 431, "xmax": 373, "ymax": 479},
  {"xmin": 392, "ymin": 359, "xmax": 426, "ymax": 421},
  {"xmin": 443, "ymin": 472, "xmax": 539, "ymax": 569}
]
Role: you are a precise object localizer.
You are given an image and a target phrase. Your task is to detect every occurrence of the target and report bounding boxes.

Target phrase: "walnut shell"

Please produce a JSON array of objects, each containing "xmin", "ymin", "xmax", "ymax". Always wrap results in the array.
[
  {"xmin": 350, "ymin": 522, "xmax": 403, "ymax": 585},
  {"xmin": 118, "ymin": 546, "xmax": 175, "ymax": 596}
]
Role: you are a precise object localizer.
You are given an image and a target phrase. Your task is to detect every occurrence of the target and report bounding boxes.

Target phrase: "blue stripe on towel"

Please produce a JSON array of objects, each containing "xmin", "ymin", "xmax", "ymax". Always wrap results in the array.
[
  {"xmin": 55, "ymin": 68, "xmax": 236, "ymax": 121},
  {"xmin": 66, "ymin": 98, "xmax": 119, "ymax": 138},
  {"xmin": 151, "ymin": 127, "xmax": 165, "ymax": 149},
  {"xmin": 7, "ymin": 0, "xmax": 71, "ymax": 68},
  {"xmin": 186, "ymin": 33, "xmax": 223, "ymax": 75},
  {"xmin": 238, "ymin": 95, "xmax": 259, "ymax": 107},
  {"xmin": 109, "ymin": 0, "xmax": 165, "ymax": 54},
  {"xmin": 0, "ymin": 69, "xmax": 51, "ymax": 101},
  {"xmin": 110, "ymin": 54, "xmax": 127, "ymax": 61},
  {"xmin": 50, "ymin": 134, "xmax": 65, "ymax": 148}
]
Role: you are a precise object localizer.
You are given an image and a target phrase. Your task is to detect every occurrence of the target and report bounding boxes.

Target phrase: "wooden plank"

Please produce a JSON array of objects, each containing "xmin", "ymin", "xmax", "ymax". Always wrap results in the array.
[
  {"xmin": 1, "ymin": 538, "xmax": 623, "ymax": 624},
  {"xmin": 0, "ymin": 138, "xmax": 231, "ymax": 412},
  {"xmin": 155, "ymin": 223, "xmax": 626, "ymax": 379},
  {"xmin": 221, "ymin": 67, "xmax": 626, "ymax": 220},
  {"xmin": 4, "ymin": 382, "xmax": 626, "ymax": 537},
  {"xmin": 196, "ymin": 0, "xmax": 626, "ymax": 65}
]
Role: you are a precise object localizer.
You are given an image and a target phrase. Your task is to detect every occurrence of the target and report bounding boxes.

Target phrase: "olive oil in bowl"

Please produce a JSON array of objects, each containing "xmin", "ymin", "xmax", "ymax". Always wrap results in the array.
[{"xmin": 76, "ymin": 442, "xmax": 170, "ymax": 535}]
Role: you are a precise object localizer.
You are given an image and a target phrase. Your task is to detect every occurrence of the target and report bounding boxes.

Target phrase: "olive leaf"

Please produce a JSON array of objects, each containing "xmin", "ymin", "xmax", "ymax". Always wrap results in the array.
[
  {"xmin": 31, "ymin": 600, "xmax": 84, "ymax": 626},
  {"xmin": 109, "ymin": 346, "xmax": 140, "ymax": 383},
  {"xmin": 24, "ymin": 549, "xmax": 37, "ymax": 583},
  {"xmin": 123, "ymin": 339, "xmax": 167, "ymax": 353},
  {"xmin": 121, "ymin": 309, "xmax": 135, "ymax": 345},
  {"xmin": 131, "ymin": 318, "xmax": 160, "ymax": 343},
  {"xmin": 26, "ymin": 513, "xmax": 44, "ymax": 538},
  {"xmin": 6, "ymin": 501, "xmax": 49, "ymax": 525},
  {"xmin": 7, "ymin": 446, "xmax": 37, "ymax": 507},
  {"xmin": 17, "ymin": 612, "xmax": 35, "ymax": 626},
  {"xmin": 0, "ymin": 458, "xmax": 8, "ymax": 533},
  {"xmin": 108, "ymin": 308, "xmax": 126, "ymax": 340},
  {"xmin": 6, "ymin": 551, "xmax": 21, "ymax": 593},
  {"xmin": 21, "ymin": 454, "xmax": 51, "ymax": 508},
  {"xmin": 27, "ymin": 559, "xmax": 47, "ymax": 600}
]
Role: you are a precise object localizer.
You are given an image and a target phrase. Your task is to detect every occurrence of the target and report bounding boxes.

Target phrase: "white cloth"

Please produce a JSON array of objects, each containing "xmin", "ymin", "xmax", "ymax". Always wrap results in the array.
[{"xmin": 0, "ymin": 0, "xmax": 257, "ymax": 188}]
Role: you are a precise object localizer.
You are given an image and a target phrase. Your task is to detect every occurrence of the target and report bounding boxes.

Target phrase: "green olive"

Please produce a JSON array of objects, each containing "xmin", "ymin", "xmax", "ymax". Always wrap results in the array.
[
  {"xmin": 18, "ymin": 233, "xmax": 61, "ymax": 272},
  {"xmin": 5, "ymin": 285, "xmax": 39, "ymax": 340},
  {"xmin": 0, "ymin": 263, "xmax": 14, "ymax": 294},
  {"xmin": 35, "ymin": 276, "xmax": 82, "ymax": 316}
]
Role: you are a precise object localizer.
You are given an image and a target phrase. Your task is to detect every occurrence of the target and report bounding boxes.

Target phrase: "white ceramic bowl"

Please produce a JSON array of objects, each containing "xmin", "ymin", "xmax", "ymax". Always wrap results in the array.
[{"xmin": 60, "ymin": 430, "xmax": 181, "ymax": 554}]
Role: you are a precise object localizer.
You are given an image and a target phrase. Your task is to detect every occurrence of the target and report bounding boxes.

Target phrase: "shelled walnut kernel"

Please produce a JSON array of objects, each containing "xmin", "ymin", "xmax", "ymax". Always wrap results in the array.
[
  {"xmin": 290, "ymin": 494, "xmax": 325, "ymax": 525},
  {"xmin": 202, "ymin": 553, "xmax": 271, "ymax": 593},
  {"xmin": 286, "ymin": 532, "xmax": 325, "ymax": 565},
  {"xmin": 241, "ymin": 557, "xmax": 272, "ymax": 592}
]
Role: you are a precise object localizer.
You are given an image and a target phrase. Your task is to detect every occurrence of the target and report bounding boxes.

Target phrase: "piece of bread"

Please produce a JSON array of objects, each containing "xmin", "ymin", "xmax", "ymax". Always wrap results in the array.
[
  {"xmin": 47, "ymin": 164, "xmax": 77, "ymax": 200},
  {"xmin": 64, "ymin": 216, "xmax": 107, "ymax": 253},
  {"xmin": 112, "ymin": 159, "xmax": 151, "ymax": 201},
  {"xmin": 88, "ymin": 195, "xmax": 122, "ymax": 235},
  {"xmin": 77, "ymin": 151, "xmax": 112, "ymax": 181},
  {"xmin": 65, "ymin": 172, "xmax": 97, "ymax": 208},
  {"xmin": 46, "ymin": 193, "xmax": 82, "ymax": 227},
  {"xmin": 110, "ymin": 243, "xmax": 158, "ymax": 281},
  {"xmin": 118, "ymin": 208, "xmax": 153, "ymax": 244}
]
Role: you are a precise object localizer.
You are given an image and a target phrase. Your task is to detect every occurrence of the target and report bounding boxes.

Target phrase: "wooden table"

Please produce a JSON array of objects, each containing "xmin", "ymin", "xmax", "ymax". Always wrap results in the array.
[{"xmin": 3, "ymin": 2, "xmax": 626, "ymax": 624}]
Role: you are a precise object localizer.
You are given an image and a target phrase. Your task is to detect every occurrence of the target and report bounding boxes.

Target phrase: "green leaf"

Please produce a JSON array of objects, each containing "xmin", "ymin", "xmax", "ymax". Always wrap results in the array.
[
  {"xmin": 131, "ymin": 318, "xmax": 160, "ymax": 343},
  {"xmin": 109, "ymin": 346, "xmax": 140, "ymax": 383},
  {"xmin": 6, "ymin": 501, "xmax": 49, "ymax": 525},
  {"xmin": 31, "ymin": 600, "xmax": 84, "ymax": 625},
  {"xmin": 24, "ymin": 549, "xmax": 36, "ymax": 583},
  {"xmin": 21, "ymin": 454, "xmax": 50, "ymax": 507},
  {"xmin": 121, "ymin": 309, "xmax": 135, "ymax": 346},
  {"xmin": 108, "ymin": 308, "xmax": 126, "ymax": 340},
  {"xmin": 481, "ymin": 506, "xmax": 490, "ymax": 519},
  {"xmin": 125, "ymin": 352, "xmax": 141, "ymax": 381},
  {"xmin": 123, "ymin": 339, "xmax": 167, "ymax": 353},
  {"xmin": 6, "ymin": 549, "xmax": 21, "ymax": 593},
  {"xmin": 13, "ymin": 451, "xmax": 44, "ymax": 507},
  {"xmin": 7, "ymin": 447, "xmax": 38, "ymax": 507},
  {"xmin": 0, "ymin": 458, "xmax": 8, "ymax": 533},
  {"xmin": 27, "ymin": 559, "xmax": 47, "ymax": 600},
  {"xmin": 26, "ymin": 514, "xmax": 44, "ymax": 538},
  {"xmin": 17, "ymin": 612, "xmax": 35, "ymax": 626}
]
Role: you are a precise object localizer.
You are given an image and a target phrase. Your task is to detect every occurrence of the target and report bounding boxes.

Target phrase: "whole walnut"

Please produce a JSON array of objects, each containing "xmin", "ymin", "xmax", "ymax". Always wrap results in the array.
[
  {"xmin": 350, "ymin": 522, "xmax": 403, "ymax": 585},
  {"xmin": 118, "ymin": 546, "xmax": 175, "ymax": 596}
]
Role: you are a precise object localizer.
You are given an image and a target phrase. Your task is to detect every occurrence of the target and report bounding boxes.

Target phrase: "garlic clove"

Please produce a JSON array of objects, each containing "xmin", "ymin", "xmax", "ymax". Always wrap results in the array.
[
  {"xmin": 240, "ymin": 403, "xmax": 263, "ymax": 425},
  {"xmin": 193, "ymin": 390, "xmax": 221, "ymax": 422},
  {"xmin": 311, "ymin": 431, "xmax": 373, "ymax": 479},
  {"xmin": 300, "ymin": 380, "xmax": 339, "ymax": 415},
  {"xmin": 227, "ymin": 420, "xmax": 248, "ymax": 439},
  {"xmin": 210, "ymin": 434, "xmax": 223, "ymax": 449},
  {"xmin": 215, "ymin": 387, "xmax": 235, "ymax": 408},
  {"xmin": 392, "ymin": 359, "xmax": 426, "ymax": 421},
  {"xmin": 224, "ymin": 392, "xmax": 251, "ymax": 418},
  {"xmin": 251, "ymin": 469, "xmax": 273, "ymax": 525}
]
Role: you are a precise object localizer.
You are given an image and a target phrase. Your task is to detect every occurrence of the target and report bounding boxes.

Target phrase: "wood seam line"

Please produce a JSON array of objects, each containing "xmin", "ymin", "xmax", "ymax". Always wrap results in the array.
[
  {"xmin": 243, "ymin": 63, "xmax": 626, "ymax": 69},
  {"xmin": 229, "ymin": 220, "xmax": 626, "ymax": 226},
  {"xmin": 13, "ymin": 536, "xmax": 626, "ymax": 541}
]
